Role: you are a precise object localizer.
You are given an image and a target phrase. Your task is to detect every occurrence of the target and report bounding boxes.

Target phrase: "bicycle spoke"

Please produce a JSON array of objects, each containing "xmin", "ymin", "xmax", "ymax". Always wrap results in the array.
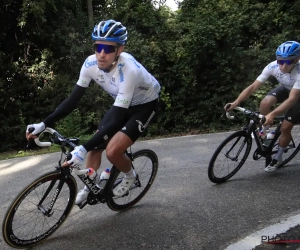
[
  {"xmin": 277, "ymin": 124, "xmax": 300, "ymax": 166},
  {"xmin": 3, "ymin": 171, "xmax": 76, "ymax": 248},
  {"xmin": 208, "ymin": 131, "xmax": 251, "ymax": 183}
]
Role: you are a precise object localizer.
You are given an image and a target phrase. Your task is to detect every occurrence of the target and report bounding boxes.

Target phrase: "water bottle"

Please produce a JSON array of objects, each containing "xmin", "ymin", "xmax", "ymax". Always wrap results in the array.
[
  {"xmin": 86, "ymin": 168, "xmax": 100, "ymax": 183},
  {"xmin": 97, "ymin": 168, "xmax": 111, "ymax": 190},
  {"xmin": 267, "ymin": 131, "xmax": 275, "ymax": 140},
  {"xmin": 259, "ymin": 130, "xmax": 266, "ymax": 139},
  {"xmin": 263, "ymin": 131, "xmax": 275, "ymax": 147}
]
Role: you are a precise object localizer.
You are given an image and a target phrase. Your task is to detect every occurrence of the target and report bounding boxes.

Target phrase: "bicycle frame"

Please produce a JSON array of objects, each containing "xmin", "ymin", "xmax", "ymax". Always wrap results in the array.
[
  {"xmin": 32, "ymin": 127, "xmax": 132, "ymax": 210},
  {"xmin": 226, "ymin": 107, "xmax": 283, "ymax": 166},
  {"xmin": 3, "ymin": 127, "xmax": 159, "ymax": 249},
  {"xmin": 208, "ymin": 106, "xmax": 300, "ymax": 184},
  {"xmin": 72, "ymin": 151, "xmax": 133, "ymax": 208}
]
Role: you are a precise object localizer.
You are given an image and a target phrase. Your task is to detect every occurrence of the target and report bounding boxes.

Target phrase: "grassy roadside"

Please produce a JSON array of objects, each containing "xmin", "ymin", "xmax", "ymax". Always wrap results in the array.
[
  {"xmin": 0, "ymin": 128, "xmax": 223, "ymax": 161},
  {"xmin": 0, "ymin": 145, "xmax": 63, "ymax": 161}
]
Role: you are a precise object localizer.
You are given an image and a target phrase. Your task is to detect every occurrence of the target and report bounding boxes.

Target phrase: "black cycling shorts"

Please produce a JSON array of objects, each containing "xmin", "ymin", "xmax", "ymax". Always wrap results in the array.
[
  {"xmin": 266, "ymin": 85, "xmax": 300, "ymax": 124},
  {"xmin": 285, "ymin": 99, "xmax": 300, "ymax": 124},
  {"xmin": 97, "ymin": 99, "xmax": 158, "ymax": 147},
  {"xmin": 266, "ymin": 85, "xmax": 290, "ymax": 103}
]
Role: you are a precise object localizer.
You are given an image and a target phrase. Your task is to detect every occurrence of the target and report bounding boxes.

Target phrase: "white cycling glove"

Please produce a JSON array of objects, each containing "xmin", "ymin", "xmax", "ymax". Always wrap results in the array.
[
  {"xmin": 26, "ymin": 122, "xmax": 46, "ymax": 135},
  {"xmin": 67, "ymin": 145, "xmax": 87, "ymax": 167}
]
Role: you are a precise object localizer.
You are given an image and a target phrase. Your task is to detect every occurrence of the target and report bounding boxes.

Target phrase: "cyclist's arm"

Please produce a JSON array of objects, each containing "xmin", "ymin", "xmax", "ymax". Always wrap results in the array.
[
  {"xmin": 226, "ymin": 63, "xmax": 273, "ymax": 110},
  {"xmin": 82, "ymin": 106, "xmax": 127, "ymax": 151},
  {"xmin": 43, "ymin": 85, "xmax": 86, "ymax": 127},
  {"xmin": 43, "ymin": 58, "xmax": 93, "ymax": 127},
  {"xmin": 234, "ymin": 80, "xmax": 263, "ymax": 104},
  {"xmin": 225, "ymin": 80, "xmax": 263, "ymax": 110}
]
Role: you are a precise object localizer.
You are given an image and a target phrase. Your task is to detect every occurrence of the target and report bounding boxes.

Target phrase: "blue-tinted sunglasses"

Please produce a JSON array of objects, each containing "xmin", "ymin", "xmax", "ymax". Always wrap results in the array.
[
  {"xmin": 277, "ymin": 59, "xmax": 296, "ymax": 65},
  {"xmin": 94, "ymin": 44, "xmax": 117, "ymax": 54}
]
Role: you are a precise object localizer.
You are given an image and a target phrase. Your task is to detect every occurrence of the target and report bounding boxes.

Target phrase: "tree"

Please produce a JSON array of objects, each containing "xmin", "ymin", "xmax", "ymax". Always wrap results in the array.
[{"xmin": 87, "ymin": 0, "xmax": 93, "ymax": 27}]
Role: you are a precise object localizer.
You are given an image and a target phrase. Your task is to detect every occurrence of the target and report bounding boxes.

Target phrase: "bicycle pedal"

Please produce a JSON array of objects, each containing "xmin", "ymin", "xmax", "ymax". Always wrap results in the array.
[{"xmin": 78, "ymin": 200, "xmax": 88, "ymax": 209}]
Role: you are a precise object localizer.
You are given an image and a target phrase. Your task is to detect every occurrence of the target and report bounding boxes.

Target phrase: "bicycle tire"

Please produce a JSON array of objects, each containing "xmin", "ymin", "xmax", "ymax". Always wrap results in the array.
[
  {"xmin": 2, "ymin": 170, "xmax": 77, "ymax": 249},
  {"xmin": 107, "ymin": 149, "xmax": 158, "ymax": 211},
  {"xmin": 208, "ymin": 130, "xmax": 252, "ymax": 183},
  {"xmin": 274, "ymin": 124, "xmax": 300, "ymax": 167}
]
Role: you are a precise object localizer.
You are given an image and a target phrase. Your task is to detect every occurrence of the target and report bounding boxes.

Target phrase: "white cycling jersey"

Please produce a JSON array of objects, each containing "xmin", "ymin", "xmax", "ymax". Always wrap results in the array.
[
  {"xmin": 77, "ymin": 52, "xmax": 161, "ymax": 108},
  {"xmin": 256, "ymin": 60, "xmax": 300, "ymax": 90},
  {"xmin": 292, "ymin": 77, "xmax": 300, "ymax": 90}
]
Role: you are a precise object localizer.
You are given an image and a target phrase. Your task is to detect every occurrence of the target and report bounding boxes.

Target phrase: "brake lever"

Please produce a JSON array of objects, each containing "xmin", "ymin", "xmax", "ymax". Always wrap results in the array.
[
  {"xmin": 260, "ymin": 116, "xmax": 266, "ymax": 124},
  {"xmin": 26, "ymin": 127, "xmax": 36, "ymax": 150}
]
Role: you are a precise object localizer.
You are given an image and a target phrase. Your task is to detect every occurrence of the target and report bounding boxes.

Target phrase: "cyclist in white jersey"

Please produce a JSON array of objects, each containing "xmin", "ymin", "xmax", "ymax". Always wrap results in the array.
[
  {"xmin": 26, "ymin": 19, "xmax": 161, "ymax": 204},
  {"xmin": 225, "ymin": 41, "xmax": 300, "ymax": 172}
]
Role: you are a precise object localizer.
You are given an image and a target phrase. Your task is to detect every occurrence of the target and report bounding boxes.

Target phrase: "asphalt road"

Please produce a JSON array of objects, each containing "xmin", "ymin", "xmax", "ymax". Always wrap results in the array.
[{"xmin": 1, "ymin": 132, "xmax": 300, "ymax": 250}]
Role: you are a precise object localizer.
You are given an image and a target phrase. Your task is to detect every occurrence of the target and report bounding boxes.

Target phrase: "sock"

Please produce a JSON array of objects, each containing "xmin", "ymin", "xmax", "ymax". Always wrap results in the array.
[
  {"xmin": 125, "ymin": 168, "xmax": 136, "ymax": 179},
  {"xmin": 274, "ymin": 146, "xmax": 286, "ymax": 161}
]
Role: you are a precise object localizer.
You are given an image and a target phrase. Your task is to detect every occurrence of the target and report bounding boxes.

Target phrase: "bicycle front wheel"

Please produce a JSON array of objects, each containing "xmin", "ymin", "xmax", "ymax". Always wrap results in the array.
[
  {"xmin": 2, "ymin": 170, "xmax": 77, "ymax": 249},
  {"xmin": 208, "ymin": 130, "xmax": 252, "ymax": 183},
  {"xmin": 107, "ymin": 149, "xmax": 158, "ymax": 211}
]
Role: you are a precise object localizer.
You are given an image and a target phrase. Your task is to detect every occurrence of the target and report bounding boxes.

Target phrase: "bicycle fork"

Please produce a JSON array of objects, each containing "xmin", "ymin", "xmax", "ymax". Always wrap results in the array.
[
  {"xmin": 225, "ymin": 136, "xmax": 247, "ymax": 161},
  {"xmin": 37, "ymin": 178, "xmax": 65, "ymax": 217}
]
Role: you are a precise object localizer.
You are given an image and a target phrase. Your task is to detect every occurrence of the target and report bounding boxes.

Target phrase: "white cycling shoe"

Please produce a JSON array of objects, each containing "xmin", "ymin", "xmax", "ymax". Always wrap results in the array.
[
  {"xmin": 264, "ymin": 158, "xmax": 283, "ymax": 173},
  {"xmin": 75, "ymin": 189, "xmax": 89, "ymax": 205},
  {"xmin": 113, "ymin": 176, "xmax": 136, "ymax": 197}
]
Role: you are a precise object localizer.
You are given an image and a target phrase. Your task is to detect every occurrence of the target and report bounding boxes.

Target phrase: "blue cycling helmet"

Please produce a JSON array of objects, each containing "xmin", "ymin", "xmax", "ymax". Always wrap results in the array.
[
  {"xmin": 276, "ymin": 41, "xmax": 300, "ymax": 59},
  {"xmin": 92, "ymin": 20, "xmax": 127, "ymax": 45}
]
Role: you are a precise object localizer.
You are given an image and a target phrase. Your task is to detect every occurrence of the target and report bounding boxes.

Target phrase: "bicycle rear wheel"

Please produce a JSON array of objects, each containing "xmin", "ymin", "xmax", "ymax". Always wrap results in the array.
[
  {"xmin": 273, "ymin": 124, "xmax": 300, "ymax": 167},
  {"xmin": 107, "ymin": 149, "xmax": 158, "ymax": 211},
  {"xmin": 2, "ymin": 171, "xmax": 77, "ymax": 249},
  {"xmin": 208, "ymin": 130, "xmax": 252, "ymax": 183}
]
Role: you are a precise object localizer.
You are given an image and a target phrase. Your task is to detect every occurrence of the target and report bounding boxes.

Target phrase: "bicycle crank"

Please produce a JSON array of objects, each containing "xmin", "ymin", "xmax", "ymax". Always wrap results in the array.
[{"xmin": 253, "ymin": 149, "xmax": 263, "ymax": 160}]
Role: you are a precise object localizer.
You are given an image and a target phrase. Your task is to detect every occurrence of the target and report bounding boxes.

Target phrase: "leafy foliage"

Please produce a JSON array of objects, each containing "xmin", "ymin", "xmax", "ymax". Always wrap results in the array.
[{"xmin": 1, "ymin": 0, "xmax": 300, "ymax": 151}]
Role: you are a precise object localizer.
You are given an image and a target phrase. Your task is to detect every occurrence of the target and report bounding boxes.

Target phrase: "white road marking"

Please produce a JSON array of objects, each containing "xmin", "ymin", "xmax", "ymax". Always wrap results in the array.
[{"xmin": 225, "ymin": 213, "xmax": 300, "ymax": 249}]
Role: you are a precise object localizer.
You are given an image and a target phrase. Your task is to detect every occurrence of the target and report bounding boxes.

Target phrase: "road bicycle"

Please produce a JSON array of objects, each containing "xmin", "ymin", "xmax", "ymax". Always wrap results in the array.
[
  {"xmin": 208, "ymin": 107, "xmax": 300, "ymax": 183},
  {"xmin": 2, "ymin": 127, "xmax": 159, "ymax": 249}
]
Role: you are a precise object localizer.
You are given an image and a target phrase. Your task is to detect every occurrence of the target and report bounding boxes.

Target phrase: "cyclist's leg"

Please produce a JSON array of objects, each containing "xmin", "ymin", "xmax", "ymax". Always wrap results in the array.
[
  {"xmin": 258, "ymin": 95, "xmax": 276, "ymax": 137},
  {"xmin": 259, "ymin": 86, "xmax": 288, "ymax": 138},
  {"xmin": 75, "ymin": 147, "xmax": 105, "ymax": 204},
  {"xmin": 278, "ymin": 121, "xmax": 294, "ymax": 150},
  {"xmin": 85, "ymin": 107, "xmax": 117, "ymax": 171},
  {"xmin": 75, "ymin": 112, "xmax": 112, "ymax": 204},
  {"xmin": 260, "ymin": 85, "xmax": 289, "ymax": 115},
  {"xmin": 265, "ymin": 97, "xmax": 300, "ymax": 172},
  {"xmin": 107, "ymin": 99, "xmax": 158, "ymax": 197},
  {"xmin": 86, "ymin": 148, "xmax": 103, "ymax": 171},
  {"xmin": 106, "ymin": 132, "xmax": 133, "ymax": 173},
  {"xmin": 279, "ymin": 99, "xmax": 300, "ymax": 156},
  {"xmin": 259, "ymin": 95, "xmax": 277, "ymax": 115}
]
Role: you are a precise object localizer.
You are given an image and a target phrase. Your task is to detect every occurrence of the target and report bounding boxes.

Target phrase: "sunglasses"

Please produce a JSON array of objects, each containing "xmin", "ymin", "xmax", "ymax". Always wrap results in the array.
[
  {"xmin": 94, "ymin": 44, "xmax": 117, "ymax": 54},
  {"xmin": 277, "ymin": 59, "xmax": 296, "ymax": 65}
]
